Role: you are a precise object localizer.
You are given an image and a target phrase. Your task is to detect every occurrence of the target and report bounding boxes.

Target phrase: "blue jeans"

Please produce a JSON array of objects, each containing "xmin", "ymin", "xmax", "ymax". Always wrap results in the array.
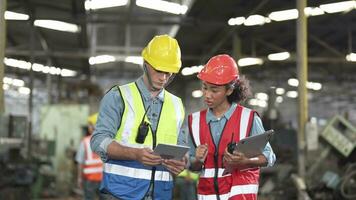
[{"xmin": 83, "ymin": 180, "xmax": 101, "ymax": 200}]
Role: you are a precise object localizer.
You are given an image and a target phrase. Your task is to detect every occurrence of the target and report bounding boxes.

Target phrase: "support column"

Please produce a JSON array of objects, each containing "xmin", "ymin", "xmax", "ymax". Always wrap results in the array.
[
  {"xmin": 296, "ymin": 0, "xmax": 308, "ymax": 199},
  {"xmin": 0, "ymin": 0, "xmax": 6, "ymax": 114}
]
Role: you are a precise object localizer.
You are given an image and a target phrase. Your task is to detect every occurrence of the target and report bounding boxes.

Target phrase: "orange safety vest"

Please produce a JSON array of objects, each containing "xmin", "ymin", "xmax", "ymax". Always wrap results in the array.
[
  {"xmin": 188, "ymin": 105, "xmax": 259, "ymax": 200},
  {"xmin": 83, "ymin": 135, "xmax": 103, "ymax": 182}
]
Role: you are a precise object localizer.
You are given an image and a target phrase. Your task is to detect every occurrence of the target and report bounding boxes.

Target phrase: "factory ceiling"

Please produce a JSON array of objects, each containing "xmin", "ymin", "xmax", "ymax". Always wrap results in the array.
[{"xmin": 4, "ymin": 0, "xmax": 356, "ymax": 107}]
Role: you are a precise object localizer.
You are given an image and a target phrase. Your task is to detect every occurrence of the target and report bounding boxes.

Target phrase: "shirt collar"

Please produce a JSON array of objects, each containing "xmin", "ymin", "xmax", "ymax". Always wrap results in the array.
[
  {"xmin": 206, "ymin": 103, "xmax": 237, "ymax": 123},
  {"xmin": 136, "ymin": 76, "xmax": 165, "ymax": 102}
]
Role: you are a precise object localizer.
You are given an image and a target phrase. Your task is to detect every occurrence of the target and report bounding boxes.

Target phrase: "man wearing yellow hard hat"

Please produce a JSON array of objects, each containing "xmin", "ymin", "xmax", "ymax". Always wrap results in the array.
[
  {"xmin": 90, "ymin": 35, "xmax": 187, "ymax": 200},
  {"xmin": 75, "ymin": 113, "xmax": 103, "ymax": 200}
]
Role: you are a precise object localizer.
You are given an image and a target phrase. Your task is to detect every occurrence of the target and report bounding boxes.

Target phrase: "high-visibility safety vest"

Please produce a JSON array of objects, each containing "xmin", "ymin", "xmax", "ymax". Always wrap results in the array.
[
  {"xmin": 101, "ymin": 82, "xmax": 185, "ymax": 200},
  {"xmin": 188, "ymin": 105, "xmax": 260, "ymax": 200},
  {"xmin": 83, "ymin": 135, "xmax": 103, "ymax": 182}
]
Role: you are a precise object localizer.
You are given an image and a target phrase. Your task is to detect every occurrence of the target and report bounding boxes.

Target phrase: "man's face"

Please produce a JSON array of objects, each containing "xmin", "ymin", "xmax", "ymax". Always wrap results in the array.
[{"xmin": 145, "ymin": 63, "xmax": 173, "ymax": 91}]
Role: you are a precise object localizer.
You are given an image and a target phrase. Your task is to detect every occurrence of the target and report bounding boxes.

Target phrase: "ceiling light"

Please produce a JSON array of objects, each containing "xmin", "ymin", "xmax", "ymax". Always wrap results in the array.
[
  {"xmin": 34, "ymin": 20, "xmax": 80, "ymax": 33},
  {"xmin": 4, "ymin": 57, "xmax": 76, "ymax": 77},
  {"xmin": 320, "ymin": 1, "xmax": 355, "ymax": 14},
  {"xmin": 181, "ymin": 65, "xmax": 203, "ymax": 76},
  {"xmin": 306, "ymin": 82, "xmax": 322, "ymax": 91},
  {"xmin": 244, "ymin": 15, "xmax": 267, "ymax": 26},
  {"xmin": 286, "ymin": 91, "xmax": 298, "ymax": 98},
  {"xmin": 346, "ymin": 53, "xmax": 356, "ymax": 62},
  {"xmin": 268, "ymin": 52, "xmax": 290, "ymax": 61},
  {"xmin": 136, "ymin": 0, "xmax": 188, "ymax": 15},
  {"xmin": 255, "ymin": 92, "xmax": 268, "ymax": 101},
  {"xmin": 61, "ymin": 69, "xmax": 77, "ymax": 77},
  {"xmin": 304, "ymin": 7, "xmax": 325, "ymax": 16},
  {"xmin": 18, "ymin": 87, "xmax": 31, "ymax": 95},
  {"xmin": 268, "ymin": 9, "xmax": 298, "ymax": 21},
  {"xmin": 85, "ymin": 0, "xmax": 128, "ymax": 10},
  {"xmin": 3, "ymin": 84, "xmax": 9, "ymax": 90},
  {"xmin": 89, "ymin": 55, "xmax": 116, "ymax": 65},
  {"xmin": 4, "ymin": 11, "xmax": 29, "ymax": 20},
  {"xmin": 125, "ymin": 56, "xmax": 144, "ymax": 65},
  {"xmin": 276, "ymin": 96, "xmax": 283, "ymax": 103},
  {"xmin": 4, "ymin": 58, "xmax": 31, "ymax": 70},
  {"xmin": 192, "ymin": 90, "xmax": 203, "ymax": 98},
  {"xmin": 288, "ymin": 78, "xmax": 299, "ymax": 87},
  {"xmin": 238, "ymin": 57, "xmax": 263, "ymax": 67},
  {"xmin": 275, "ymin": 88, "xmax": 285, "ymax": 95},
  {"xmin": 228, "ymin": 17, "xmax": 245, "ymax": 26},
  {"xmin": 249, "ymin": 99, "xmax": 258, "ymax": 106}
]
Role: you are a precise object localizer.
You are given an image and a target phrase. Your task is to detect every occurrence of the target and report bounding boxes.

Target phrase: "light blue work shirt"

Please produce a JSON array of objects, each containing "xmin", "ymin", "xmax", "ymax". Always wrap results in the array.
[
  {"xmin": 187, "ymin": 103, "xmax": 276, "ymax": 167},
  {"xmin": 90, "ymin": 76, "xmax": 186, "ymax": 162}
]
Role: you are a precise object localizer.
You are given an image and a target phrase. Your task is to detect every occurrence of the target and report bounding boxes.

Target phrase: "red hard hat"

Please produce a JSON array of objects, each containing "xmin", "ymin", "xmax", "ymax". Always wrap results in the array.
[{"xmin": 197, "ymin": 54, "xmax": 239, "ymax": 85}]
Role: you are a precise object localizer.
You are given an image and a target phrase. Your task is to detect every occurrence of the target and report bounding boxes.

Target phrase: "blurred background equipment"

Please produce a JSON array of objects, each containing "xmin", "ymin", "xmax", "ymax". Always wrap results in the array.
[{"xmin": 1, "ymin": 0, "xmax": 356, "ymax": 199}]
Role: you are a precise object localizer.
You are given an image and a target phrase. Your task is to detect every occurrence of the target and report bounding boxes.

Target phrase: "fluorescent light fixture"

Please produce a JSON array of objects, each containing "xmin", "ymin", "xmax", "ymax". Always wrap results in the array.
[
  {"xmin": 12, "ymin": 79, "xmax": 25, "ymax": 87},
  {"xmin": 268, "ymin": 9, "xmax": 298, "ymax": 21},
  {"xmin": 192, "ymin": 90, "xmax": 203, "ymax": 98},
  {"xmin": 34, "ymin": 20, "xmax": 80, "ymax": 33},
  {"xmin": 304, "ymin": 7, "xmax": 325, "ymax": 16},
  {"xmin": 275, "ymin": 88, "xmax": 285, "ymax": 95},
  {"xmin": 320, "ymin": 1, "xmax": 355, "ymax": 14},
  {"xmin": 249, "ymin": 99, "xmax": 258, "ymax": 106},
  {"xmin": 276, "ymin": 96, "xmax": 283, "ymax": 103},
  {"xmin": 346, "ymin": 53, "xmax": 356, "ymax": 62},
  {"xmin": 244, "ymin": 15, "xmax": 267, "ymax": 26},
  {"xmin": 4, "ymin": 11, "xmax": 29, "ymax": 20},
  {"xmin": 89, "ymin": 55, "xmax": 116, "ymax": 65},
  {"xmin": 288, "ymin": 78, "xmax": 299, "ymax": 87},
  {"xmin": 238, "ymin": 57, "xmax": 263, "ymax": 67},
  {"xmin": 286, "ymin": 91, "xmax": 298, "ymax": 98},
  {"xmin": 288, "ymin": 78, "xmax": 322, "ymax": 91},
  {"xmin": 125, "ymin": 56, "xmax": 144, "ymax": 65},
  {"xmin": 85, "ymin": 0, "xmax": 128, "ymax": 10},
  {"xmin": 136, "ymin": 0, "xmax": 188, "ymax": 15},
  {"xmin": 228, "ymin": 17, "xmax": 245, "ymax": 26},
  {"xmin": 4, "ymin": 58, "xmax": 31, "ymax": 70},
  {"xmin": 255, "ymin": 92, "xmax": 268, "ymax": 101},
  {"xmin": 61, "ymin": 69, "xmax": 77, "ymax": 77},
  {"xmin": 4, "ymin": 57, "xmax": 77, "ymax": 77},
  {"xmin": 248, "ymin": 98, "xmax": 267, "ymax": 108},
  {"xmin": 18, "ymin": 87, "xmax": 31, "ymax": 95},
  {"xmin": 181, "ymin": 65, "xmax": 204, "ymax": 76},
  {"xmin": 268, "ymin": 52, "xmax": 290, "ymax": 61},
  {"xmin": 307, "ymin": 82, "xmax": 322, "ymax": 91},
  {"xmin": 3, "ymin": 84, "xmax": 9, "ymax": 90}
]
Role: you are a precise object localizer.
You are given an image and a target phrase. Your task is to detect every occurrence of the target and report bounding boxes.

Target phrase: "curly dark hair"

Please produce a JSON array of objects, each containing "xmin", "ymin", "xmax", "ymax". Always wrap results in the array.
[{"xmin": 226, "ymin": 75, "xmax": 252, "ymax": 104}]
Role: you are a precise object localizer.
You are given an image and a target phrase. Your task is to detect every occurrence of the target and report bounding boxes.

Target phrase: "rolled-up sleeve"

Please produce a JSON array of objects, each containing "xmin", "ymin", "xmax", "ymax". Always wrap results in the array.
[
  {"xmin": 250, "ymin": 113, "xmax": 276, "ymax": 167},
  {"xmin": 90, "ymin": 88, "xmax": 123, "ymax": 162}
]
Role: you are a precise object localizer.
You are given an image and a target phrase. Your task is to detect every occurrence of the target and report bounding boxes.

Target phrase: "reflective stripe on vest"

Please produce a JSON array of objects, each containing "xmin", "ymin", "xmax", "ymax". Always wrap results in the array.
[
  {"xmin": 104, "ymin": 163, "xmax": 173, "ymax": 181},
  {"xmin": 189, "ymin": 105, "xmax": 257, "ymax": 199},
  {"xmin": 102, "ymin": 82, "xmax": 184, "ymax": 199},
  {"xmin": 83, "ymin": 136, "xmax": 103, "ymax": 181}
]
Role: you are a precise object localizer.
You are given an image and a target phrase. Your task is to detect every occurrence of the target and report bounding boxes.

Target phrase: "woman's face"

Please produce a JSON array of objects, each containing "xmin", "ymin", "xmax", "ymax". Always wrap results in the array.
[{"xmin": 201, "ymin": 81, "xmax": 233, "ymax": 109}]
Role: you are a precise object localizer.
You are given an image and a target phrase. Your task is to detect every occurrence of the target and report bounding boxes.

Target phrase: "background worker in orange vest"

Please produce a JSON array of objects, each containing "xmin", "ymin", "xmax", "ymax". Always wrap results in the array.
[
  {"xmin": 76, "ymin": 113, "xmax": 103, "ymax": 200},
  {"xmin": 188, "ymin": 54, "xmax": 276, "ymax": 200}
]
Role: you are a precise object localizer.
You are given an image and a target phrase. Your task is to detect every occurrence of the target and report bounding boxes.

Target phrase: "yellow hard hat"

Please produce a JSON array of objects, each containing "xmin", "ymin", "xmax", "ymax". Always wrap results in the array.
[
  {"xmin": 141, "ymin": 34, "xmax": 182, "ymax": 73},
  {"xmin": 87, "ymin": 113, "xmax": 98, "ymax": 125}
]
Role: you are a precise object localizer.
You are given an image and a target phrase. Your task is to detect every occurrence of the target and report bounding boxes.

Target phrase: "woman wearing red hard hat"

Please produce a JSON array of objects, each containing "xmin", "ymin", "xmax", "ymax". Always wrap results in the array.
[{"xmin": 187, "ymin": 54, "xmax": 276, "ymax": 200}]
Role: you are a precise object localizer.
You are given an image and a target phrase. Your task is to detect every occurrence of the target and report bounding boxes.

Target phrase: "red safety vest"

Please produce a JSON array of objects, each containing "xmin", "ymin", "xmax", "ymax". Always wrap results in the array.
[
  {"xmin": 83, "ymin": 136, "xmax": 103, "ymax": 182},
  {"xmin": 188, "ymin": 105, "xmax": 260, "ymax": 200}
]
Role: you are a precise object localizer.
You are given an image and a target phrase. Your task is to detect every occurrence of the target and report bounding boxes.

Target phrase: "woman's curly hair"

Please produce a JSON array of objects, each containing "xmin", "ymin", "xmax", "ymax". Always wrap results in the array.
[{"xmin": 227, "ymin": 75, "xmax": 252, "ymax": 104}]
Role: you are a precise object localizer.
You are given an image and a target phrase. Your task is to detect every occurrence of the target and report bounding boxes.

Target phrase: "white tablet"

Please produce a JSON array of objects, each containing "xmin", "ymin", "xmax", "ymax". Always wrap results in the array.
[
  {"xmin": 234, "ymin": 129, "xmax": 274, "ymax": 158},
  {"xmin": 153, "ymin": 143, "xmax": 190, "ymax": 160}
]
